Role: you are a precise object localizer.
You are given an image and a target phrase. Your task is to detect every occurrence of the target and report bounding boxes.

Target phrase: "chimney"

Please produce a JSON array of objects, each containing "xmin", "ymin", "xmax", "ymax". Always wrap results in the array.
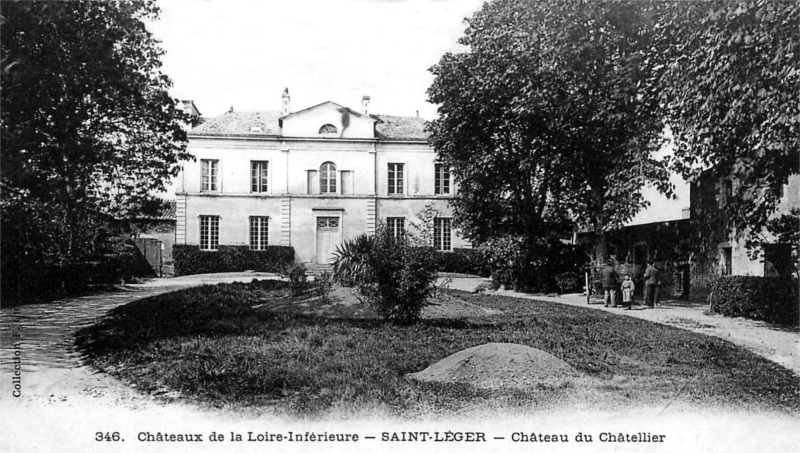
[
  {"xmin": 361, "ymin": 95, "xmax": 370, "ymax": 115},
  {"xmin": 282, "ymin": 88, "xmax": 290, "ymax": 116}
]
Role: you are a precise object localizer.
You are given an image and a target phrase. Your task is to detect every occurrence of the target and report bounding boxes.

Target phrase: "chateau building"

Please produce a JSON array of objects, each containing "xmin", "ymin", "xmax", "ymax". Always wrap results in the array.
[
  {"xmin": 174, "ymin": 90, "xmax": 468, "ymax": 264},
  {"xmin": 689, "ymin": 172, "xmax": 800, "ymax": 277}
]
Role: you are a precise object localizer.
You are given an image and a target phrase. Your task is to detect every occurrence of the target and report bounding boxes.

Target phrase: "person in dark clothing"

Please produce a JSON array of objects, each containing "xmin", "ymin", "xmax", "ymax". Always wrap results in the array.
[
  {"xmin": 644, "ymin": 260, "xmax": 660, "ymax": 308},
  {"xmin": 601, "ymin": 260, "xmax": 619, "ymax": 307}
]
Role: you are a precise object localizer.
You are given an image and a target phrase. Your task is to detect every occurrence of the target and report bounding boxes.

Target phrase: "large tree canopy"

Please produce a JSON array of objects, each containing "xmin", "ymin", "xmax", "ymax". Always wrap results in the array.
[
  {"xmin": 1, "ymin": 0, "xmax": 192, "ymax": 300},
  {"xmin": 427, "ymin": 0, "xmax": 672, "ymax": 255},
  {"xmin": 1, "ymin": 0, "xmax": 192, "ymax": 217},
  {"xmin": 657, "ymin": 0, "xmax": 799, "ymax": 234}
]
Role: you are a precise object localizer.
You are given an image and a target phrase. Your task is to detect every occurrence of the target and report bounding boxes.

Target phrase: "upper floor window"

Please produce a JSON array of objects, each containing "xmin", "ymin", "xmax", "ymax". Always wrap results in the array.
[
  {"xmin": 433, "ymin": 217, "xmax": 452, "ymax": 251},
  {"xmin": 249, "ymin": 216, "xmax": 269, "ymax": 250},
  {"xmin": 199, "ymin": 215, "xmax": 219, "ymax": 250},
  {"xmin": 388, "ymin": 163, "xmax": 404, "ymax": 195},
  {"xmin": 386, "ymin": 217, "xmax": 405, "ymax": 239},
  {"xmin": 319, "ymin": 124, "xmax": 338, "ymax": 135},
  {"xmin": 251, "ymin": 161, "xmax": 268, "ymax": 193},
  {"xmin": 435, "ymin": 163, "xmax": 450, "ymax": 195},
  {"xmin": 320, "ymin": 162, "xmax": 337, "ymax": 194},
  {"xmin": 201, "ymin": 159, "xmax": 219, "ymax": 191}
]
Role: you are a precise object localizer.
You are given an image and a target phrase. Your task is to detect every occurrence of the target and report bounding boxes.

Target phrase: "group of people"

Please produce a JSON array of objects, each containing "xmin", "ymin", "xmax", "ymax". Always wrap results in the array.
[{"xmin": 600, "ymin": 260, "xmax": 661, "ymax": 309}]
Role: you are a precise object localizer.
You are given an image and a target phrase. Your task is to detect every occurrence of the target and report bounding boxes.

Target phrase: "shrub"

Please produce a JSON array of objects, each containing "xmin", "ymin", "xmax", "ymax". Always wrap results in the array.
[
  {"xmin": 435, "ymin": 248, "xmax": 490, "ymax": 276},
  {"xmin": 0, "ymin": 237, "xmax": 154, "ymax": 305},
  {"xmin": 555, "ymin": 272, "xmax": 581, "ymax": 294},
  {"xmin": 480, "ymin": 236, "xmax": 588, "ymax": 293},
  {"xmin": 333, "ymin": 228, "xmax": 438, "ymax": 325},
  {"xmin": 173, "ymin": 245, "xmax": 294, "ymax": 276},
  {"xmin": 280, "ymin": 262, "xmax": 308, "ymax": 296},
  {"xmin": 481, "ymin": 235, "xmax": 525, "ymax": 290},
  {"xmin": 315, "ymin": 270, "xmax": 334, "ymax": 303},
  {"xmin": 708, "ymin": 276, "xmax": 799, "ymax": 326},
  {"xmin": 689, "ymin": 265, "xmax": 720, "ymax": 304},
  {"xmin": 431, "ymin": 275, "xmax": 452, "ymax": 299},
  {"xmin": 0, "ymin": 196, "xmax": 152, "ymax": 304}
]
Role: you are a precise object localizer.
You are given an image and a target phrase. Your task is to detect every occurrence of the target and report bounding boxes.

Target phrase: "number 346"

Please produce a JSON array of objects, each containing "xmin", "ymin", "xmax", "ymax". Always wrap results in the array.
[{"xmin": 95, "ymin": 432, "xmax": 122, "ymax": 442}]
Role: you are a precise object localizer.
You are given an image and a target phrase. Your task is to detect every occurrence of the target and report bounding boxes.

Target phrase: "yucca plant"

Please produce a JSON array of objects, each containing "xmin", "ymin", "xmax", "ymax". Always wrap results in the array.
[{"xmin": 332, "ymin": 234, "xmax": 375, "ymax": 286}]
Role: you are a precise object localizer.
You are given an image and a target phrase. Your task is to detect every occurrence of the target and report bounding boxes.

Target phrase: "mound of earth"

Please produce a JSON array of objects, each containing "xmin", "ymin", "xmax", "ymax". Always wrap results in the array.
[{"xmin": 407, "ymin": 343, "xmax": 579, "ymax": 390}]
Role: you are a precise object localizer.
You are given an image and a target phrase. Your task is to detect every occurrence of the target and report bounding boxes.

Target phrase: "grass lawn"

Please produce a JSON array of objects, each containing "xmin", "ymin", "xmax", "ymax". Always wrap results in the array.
[{"xmin": 75, "ymin": 279, "xmax": 800, "ymax": 419}]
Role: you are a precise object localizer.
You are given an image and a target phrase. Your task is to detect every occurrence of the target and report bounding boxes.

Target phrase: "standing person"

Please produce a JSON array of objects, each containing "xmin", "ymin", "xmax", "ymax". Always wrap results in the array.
[
  {"xmin": 644, "ymin": 260, "xmax": 660, "ymax": 308},
  {"xmin": 620, "ymin": 274, "xmax": 635, "ymax": 310},
  {"xmin": 601, "ymin": 260, "xmax": 619, "ymax": 308}
]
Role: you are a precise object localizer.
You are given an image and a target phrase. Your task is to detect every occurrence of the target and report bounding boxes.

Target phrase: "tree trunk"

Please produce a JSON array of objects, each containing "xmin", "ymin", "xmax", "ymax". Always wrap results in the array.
[
  {"xmin": 594, "ymin": 228, "xmax": 607, "ymax": 267},
  {"xmin": 591, "ymin": 188, "xmax": 607, "ymax": 267}
]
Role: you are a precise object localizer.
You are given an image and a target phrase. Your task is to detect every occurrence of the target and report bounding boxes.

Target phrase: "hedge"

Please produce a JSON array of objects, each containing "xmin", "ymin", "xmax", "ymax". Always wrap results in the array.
[
  {"xmin": 689, "ymin": 260, "xmax": 720, "ymax": 304},
  {"xmin": 435, "ymin": 248, "xmax": 491, "ymax": 277},
  {"xmin": 481, "ymin": 236, "xmax": 589, "ymax": 293},
  {"xmin": 1, "ymin": 241, "xmax": 153, "ymax": 305},
  {"xmin": 173, "ymin": 244, "xmax": 295, "ymax": 276},
  {"xmin": 708, "ymin": 275, "xmax": 799, "ymax": 326}
]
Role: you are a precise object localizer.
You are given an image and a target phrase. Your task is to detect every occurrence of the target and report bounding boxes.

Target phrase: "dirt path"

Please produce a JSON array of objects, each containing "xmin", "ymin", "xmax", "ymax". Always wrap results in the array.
[
  {"xmin": 0, "ymin": 273, "xmax": 281, "ymax": 409},
  {"xmin": 446, "ymin": 277, "xmax": 800, "ymax": 376}
]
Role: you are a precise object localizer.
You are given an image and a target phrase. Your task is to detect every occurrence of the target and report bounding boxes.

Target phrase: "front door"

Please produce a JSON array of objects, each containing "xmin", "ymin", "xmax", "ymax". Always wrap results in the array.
[{"xmin": 316, "ymin": 216, "xmax": 341, "ymax": 264}]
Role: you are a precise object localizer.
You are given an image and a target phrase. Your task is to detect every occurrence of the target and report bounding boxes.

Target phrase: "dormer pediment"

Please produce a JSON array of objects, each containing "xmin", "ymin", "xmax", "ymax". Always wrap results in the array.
[{"xmin": 279, "ymin": 101, "xmax": 376, "ymax": 139}]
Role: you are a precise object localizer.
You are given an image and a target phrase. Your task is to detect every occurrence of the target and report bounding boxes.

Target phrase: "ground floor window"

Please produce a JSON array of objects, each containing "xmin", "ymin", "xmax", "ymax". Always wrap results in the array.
[
  {"xmin": 722, "ymin": 247, "xmax": 732, "ymax": 275},
  {"xmin": 386, "ymin": 217, "xmax": 405, "ymax": 238},
  {"xmin": 434, "ymin": 217, "xmax": 452, "ymax": 251},
  {"xmin": 200, "ymin": 215, "xmax": 219, "ymax": 250},
  {"xmin": 249, "ymin": 216, "xmax": 269, "ymax": 250}
]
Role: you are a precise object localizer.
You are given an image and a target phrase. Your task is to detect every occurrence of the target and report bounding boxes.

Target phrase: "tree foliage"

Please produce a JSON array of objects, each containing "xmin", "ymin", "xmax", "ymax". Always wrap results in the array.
[
  {"xmin": 657, "ymin": 0, "xmax": 799, "ymax": 234},
  {"xmin": 1, "ymin": 0, "xmax": 192, "ymax": 217},
  {"xmin": 1, "ymin": 0, "xmax": 192, "ymax": 300},
  {"xmin": 427, "ymin": 0, "xmax": 672, "ymax": 257}
]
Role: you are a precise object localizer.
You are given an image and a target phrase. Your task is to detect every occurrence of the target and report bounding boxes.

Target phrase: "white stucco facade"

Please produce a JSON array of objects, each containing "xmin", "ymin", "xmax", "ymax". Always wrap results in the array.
[
  {"xmin": 689, "ymin": 173, "xmax": 800, "ymax": 278},
  {"xmin": 175, "ymin": 96, "xmax": 468, "ymax": 264},
  {"xmin": 722, "ymin": 174, "xmax": 800, "ymax": 277}
]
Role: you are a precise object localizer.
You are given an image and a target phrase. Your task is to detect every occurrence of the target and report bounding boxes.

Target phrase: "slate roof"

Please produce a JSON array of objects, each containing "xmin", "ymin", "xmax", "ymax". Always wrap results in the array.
[
  {"xmin": 138, "ymin": 199, "xmax": 177, "ymax": 221},
  {"xmin": 373, "ymin": 115, "xmax": 428, "ymax": 141},
  {"xmin": 189, "ymin": 109, "xmax": 428, "ymax": 141},
  {"xmin": 190, "ymin": 110, "xmax": 283, "ymax": 136}
]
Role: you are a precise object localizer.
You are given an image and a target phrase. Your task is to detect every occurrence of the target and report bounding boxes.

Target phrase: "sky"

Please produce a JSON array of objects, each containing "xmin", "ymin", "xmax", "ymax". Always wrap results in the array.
[
  {"xmin": 148, "ymin": 0, "xmax": 485, "ymax": 120},
  {"xmin": 148, "ymin": 0, "xmax": 688, "ymax": 221}
]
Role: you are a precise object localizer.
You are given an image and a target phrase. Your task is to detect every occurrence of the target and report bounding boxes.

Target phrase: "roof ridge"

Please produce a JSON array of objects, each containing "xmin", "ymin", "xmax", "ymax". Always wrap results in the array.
[{"xmin": 190, "ymin": 104, "xmax": 428, "ymax": 140}]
